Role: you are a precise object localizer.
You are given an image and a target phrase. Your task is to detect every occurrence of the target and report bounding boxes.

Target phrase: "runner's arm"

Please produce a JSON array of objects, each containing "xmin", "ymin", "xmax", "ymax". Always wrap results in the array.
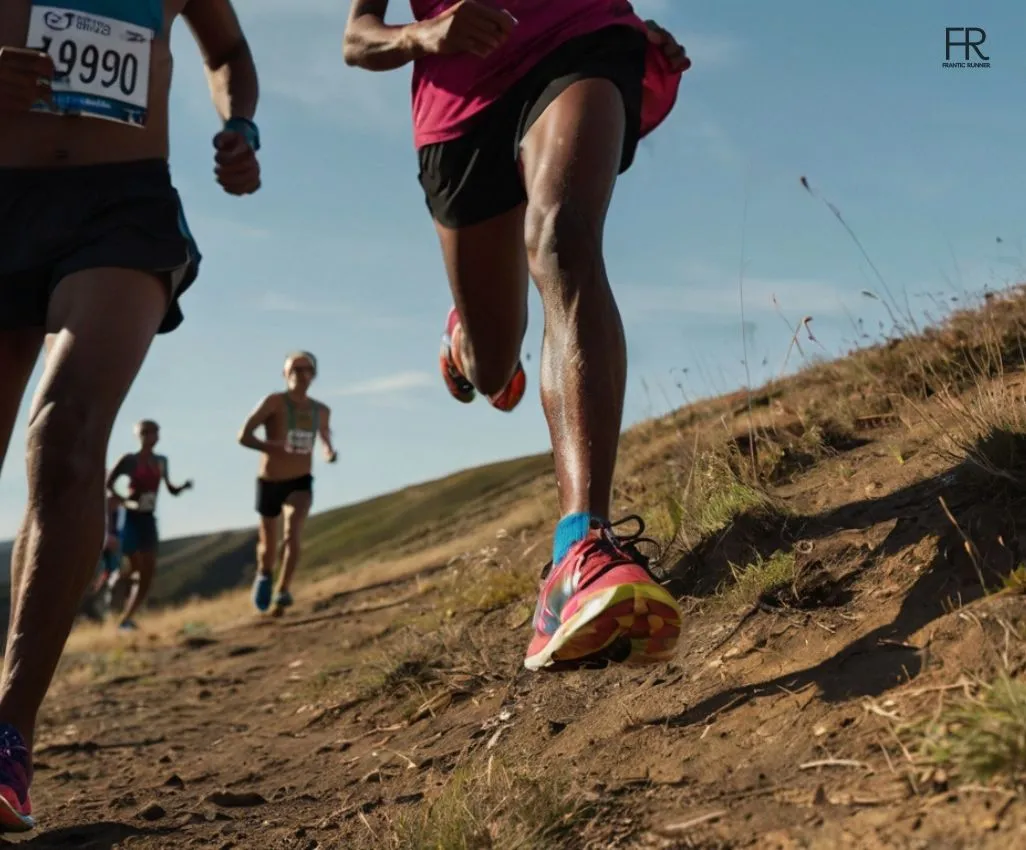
[
  {"xmin": 161, "ymin": 458, "xmax": 193, "ymax": 496},
  {"xmin": 238, "ymin": 395, "xmax": 279, "ymax": 453},
  {"xmin": 343, "ymin": 0, "xmax": 422, "ymax": 70},
  {"xmin": 318, "ymin": 405, "xmax": 338, "ymax": 463},
  {"xmin": 105, "ymin": 456, "xmax": 131, "ymax": 503},
  {"xmin": 183, "ymin": 0, "xmax": 258, "ymax": 122}
]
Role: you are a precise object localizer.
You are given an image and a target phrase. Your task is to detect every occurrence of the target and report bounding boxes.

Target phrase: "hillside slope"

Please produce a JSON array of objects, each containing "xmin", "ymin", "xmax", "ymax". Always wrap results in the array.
[
  {"xmin": 0, "ymin": 452, "xmax": 555, "ymax": 639},
  {"xmin": 19, "ymin": 286, "xmax": 1026, "ymax": 848},
  {"xmin": 148, "ymin": 451, "xmax": 555, "ymax": 605}
]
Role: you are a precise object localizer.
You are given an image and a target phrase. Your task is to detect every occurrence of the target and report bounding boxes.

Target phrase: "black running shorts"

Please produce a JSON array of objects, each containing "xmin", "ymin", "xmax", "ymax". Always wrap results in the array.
[
  {"xmin": 0, "ymin": 158, "xmax": 201, "ymax": 334},
  {"xmin": 417, "ymin": 24, "xmax": 647, "ymax": 230},
  {"xmin": 256, "ymin": 475, "xmax": 314, "ymax": 519}
]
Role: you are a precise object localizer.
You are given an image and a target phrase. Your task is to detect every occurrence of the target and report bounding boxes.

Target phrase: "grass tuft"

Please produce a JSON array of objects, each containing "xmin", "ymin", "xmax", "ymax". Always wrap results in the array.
[
  {"xmin": 391, "ymin": 759, "xmax": 592, "ymax": 850},
  {"xmin": 913, "ymin": 675, "xmax": 1026, "ymax": 784},
  {"xmin": 721, "ymin": 550, "xmax": 797, "ymax": 608}
]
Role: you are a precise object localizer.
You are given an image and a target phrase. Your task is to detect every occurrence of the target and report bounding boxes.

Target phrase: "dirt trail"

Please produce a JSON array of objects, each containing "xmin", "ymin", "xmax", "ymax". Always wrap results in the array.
[{"xmin": 12, "ymin": 390, "xmax": 1026, "ymax": 849}]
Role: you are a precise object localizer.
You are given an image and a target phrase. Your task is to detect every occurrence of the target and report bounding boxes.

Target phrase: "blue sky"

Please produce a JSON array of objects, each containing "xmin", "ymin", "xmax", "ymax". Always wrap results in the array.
[{"xmin": 1, "ymin": 0, "xmax": 1023, "ymax": 541}]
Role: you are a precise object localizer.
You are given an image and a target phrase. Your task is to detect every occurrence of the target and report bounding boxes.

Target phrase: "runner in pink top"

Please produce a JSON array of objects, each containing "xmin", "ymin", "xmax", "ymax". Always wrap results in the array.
[{"xmin": 343, "ymin": 0, "xmax": 690, "ymax": 674}]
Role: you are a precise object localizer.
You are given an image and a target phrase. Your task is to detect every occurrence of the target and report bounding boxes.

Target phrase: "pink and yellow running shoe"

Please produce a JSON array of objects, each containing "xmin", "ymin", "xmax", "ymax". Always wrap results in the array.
[
  {"xmin": 524, "ymin": 516, "xmax": 682, "ymax": 672},
  {"xmin": 0, "ymin": 725, "xmax": 33, "ymax": 833}
]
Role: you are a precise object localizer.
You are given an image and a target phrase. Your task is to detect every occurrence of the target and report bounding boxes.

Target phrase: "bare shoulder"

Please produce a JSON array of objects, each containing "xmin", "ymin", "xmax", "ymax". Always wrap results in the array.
[
  {"xmin": 263, "ymin": 392, "xmax": 286, "ymax": 415},
  {"xmin": 245, "ymin": 392, "xmax": 282, "ymax": 422},
  {"xmin": 110, "ymin": 452, "xmax": 133, "ymax": 473},
  {"xmin": 311, "ymin": 398, "xmax": 331, "ymax": 415}
]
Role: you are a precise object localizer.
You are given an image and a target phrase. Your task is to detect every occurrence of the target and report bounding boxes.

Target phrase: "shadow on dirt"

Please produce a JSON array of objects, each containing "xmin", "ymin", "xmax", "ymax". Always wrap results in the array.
[
  {"xmin": 2, "ymin": 822, "xmax": 178, "ymax": 849},
  {"xmin": 651, "ymin": 455, "xmax": 1026, "ymax": 728}
]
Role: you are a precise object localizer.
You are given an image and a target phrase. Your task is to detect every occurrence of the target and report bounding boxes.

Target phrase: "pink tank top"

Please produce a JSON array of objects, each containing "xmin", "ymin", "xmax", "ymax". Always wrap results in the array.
[{"xmin": 409, "ymin": 0, "xmax": 684, "ymax": 149}]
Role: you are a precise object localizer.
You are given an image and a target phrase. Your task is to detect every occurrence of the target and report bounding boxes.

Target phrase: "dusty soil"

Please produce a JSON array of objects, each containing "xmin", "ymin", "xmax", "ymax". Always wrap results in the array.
[{"xmin": 11, "ymin": 377, "xmax": 1026, "ymax": 850}]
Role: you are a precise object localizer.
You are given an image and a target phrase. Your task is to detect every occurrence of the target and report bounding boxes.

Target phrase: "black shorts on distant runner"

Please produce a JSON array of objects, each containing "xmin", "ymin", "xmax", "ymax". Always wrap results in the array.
[
  {"xmin": 417, "ymin": 24, "xmax": 647, "ymax": 229},
  {"xmin": 0, "ymin": 158, "xmax": 201, "ymax": 334},
  {"xmin": 256, "ymin": 475, "xmax": 314, "ymax": 519}
]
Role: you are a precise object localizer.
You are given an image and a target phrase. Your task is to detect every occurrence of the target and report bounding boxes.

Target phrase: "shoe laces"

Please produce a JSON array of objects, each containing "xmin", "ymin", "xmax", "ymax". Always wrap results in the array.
[
  {"xmin": 539, "ymin": 514, "xmax": 664, "ymax": 581},
  {"xmin": 598, "ymin": 514, "xmax": 665, "ymax": 575}
]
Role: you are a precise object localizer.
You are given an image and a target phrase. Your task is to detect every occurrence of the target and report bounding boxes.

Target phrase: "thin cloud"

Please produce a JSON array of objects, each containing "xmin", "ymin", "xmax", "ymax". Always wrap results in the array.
[
  {"xmin": 262, "ymin": 51, "xmax": 410, "ymax": 133},
  {"xmin": 255, "ymin": 292, "xmax": 416, "ymax": 329},
  {"xmin": 619, "ymin": 274, "xmax": 852, "ymax": 322},
  {"xmin": 330, "ymin": 371, "xmax": 435, "ymax": 397},
  {"xmin": 256, "ymin": 292, "xmax": 352, "ymax": 315}
]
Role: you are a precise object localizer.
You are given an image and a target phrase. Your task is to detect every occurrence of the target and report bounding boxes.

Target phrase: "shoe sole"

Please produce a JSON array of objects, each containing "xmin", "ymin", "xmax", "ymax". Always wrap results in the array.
[
  {"xmin": 0, "ymin": 796, "xmax": 34, "ymax": 833},
  {"xmin": 523, "ymin": 580, "xmax": 681, "ymax": 672},
  {"xmin": 440, "ymin": 331, "xmax": 476, "ymax": 404}
]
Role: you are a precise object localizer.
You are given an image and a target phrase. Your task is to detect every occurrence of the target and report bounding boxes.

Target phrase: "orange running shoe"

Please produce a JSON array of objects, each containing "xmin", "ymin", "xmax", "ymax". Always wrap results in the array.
[
  {"xmin": 439, "ymin": 307, "xmax": 526, "ymax": 411},
  {"xmin": 524, "ymin": 516, "xmax": 682, "ymax": 672}
]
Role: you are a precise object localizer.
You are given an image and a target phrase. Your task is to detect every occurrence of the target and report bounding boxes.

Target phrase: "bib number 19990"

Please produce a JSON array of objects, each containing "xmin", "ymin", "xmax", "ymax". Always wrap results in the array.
[{"xmin": 27, "ymin": 5, "xmax": 154, "ymax": 127}]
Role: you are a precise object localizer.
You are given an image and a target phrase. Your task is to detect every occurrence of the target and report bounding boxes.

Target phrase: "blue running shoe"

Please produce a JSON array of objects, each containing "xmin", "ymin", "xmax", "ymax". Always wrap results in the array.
[{"xmin": 252, "ymin": 574, "xmax": 273, "ymax": 612}]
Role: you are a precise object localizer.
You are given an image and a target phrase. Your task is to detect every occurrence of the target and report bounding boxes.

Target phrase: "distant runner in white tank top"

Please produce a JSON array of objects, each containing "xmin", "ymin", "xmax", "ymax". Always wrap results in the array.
[{"xmin": 238, "ymin": 351, "xmax": 337, "ymax": 616}]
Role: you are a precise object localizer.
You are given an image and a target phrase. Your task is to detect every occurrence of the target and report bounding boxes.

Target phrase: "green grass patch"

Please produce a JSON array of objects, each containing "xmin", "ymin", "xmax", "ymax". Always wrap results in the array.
[{"xmin": 721, "ymin": 550, "xmax": 797, "ymax": 608}]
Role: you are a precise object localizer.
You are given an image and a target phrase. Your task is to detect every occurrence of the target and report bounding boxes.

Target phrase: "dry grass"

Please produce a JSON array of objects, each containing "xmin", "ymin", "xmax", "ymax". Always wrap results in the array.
[
  {"xmin": 911, "ymin": 674, "xmax": 1026, "ymax": 785},
  {"xmin": 674, "ymin": 448, "xmax": 775, "ymax": 547},
  {"xmin": 390, "ymin": 758, "xmax": 591, "ymax": 850},
  {"xmin": 61, "ymin": 505, "xmax": 549, "ymax": 661},
  {"xmin": 927, "ymin": 379, "xmax": 1026, "ymax": 496},
  {"xmin": 57, "ymin": 646, "xmax": 155, "ymax": 688},
  {"xmin": 63, "ymin": 590, "xmax": 259, "ymax": 657}
]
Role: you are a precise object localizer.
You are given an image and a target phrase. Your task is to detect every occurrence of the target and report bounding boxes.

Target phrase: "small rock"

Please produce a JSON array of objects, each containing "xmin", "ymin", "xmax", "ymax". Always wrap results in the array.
[
  {"xmin": 204, "ymin": 790, "xmax": 267, "ymax": 808},
  {"xmin": 137, "ymin": 802, "xmax": 166, "ymax": 821},
  {"xmin": 178, "ymin": 812, "xmax": 207, "ymax": 825},
  {"xmin": 165, "ymin": 774, "xmax": 186, "ymax": 789}
]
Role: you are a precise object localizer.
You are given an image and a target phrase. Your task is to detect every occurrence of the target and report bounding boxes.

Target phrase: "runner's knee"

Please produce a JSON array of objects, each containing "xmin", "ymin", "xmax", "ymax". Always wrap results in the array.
[
  {"xmin": 283, "ymin": 525, "xmax": 301, "ymax": 548},
  {"xmin": 524, "ymin": 199, "xmax": 604, "ymax": 299},
  {"xmin": 282, "ymin": 516, "xmax": 304, "ymax": 548},
  {"xmin": 25, "ymin": 397, "xmax": 107, "ymax": 498}
]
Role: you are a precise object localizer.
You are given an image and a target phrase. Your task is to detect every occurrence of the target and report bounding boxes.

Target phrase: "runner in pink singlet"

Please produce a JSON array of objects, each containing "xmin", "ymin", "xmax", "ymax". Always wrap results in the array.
[{"xmin": 343, "ymin": 0, "xmax": 690, "ymax": 673}]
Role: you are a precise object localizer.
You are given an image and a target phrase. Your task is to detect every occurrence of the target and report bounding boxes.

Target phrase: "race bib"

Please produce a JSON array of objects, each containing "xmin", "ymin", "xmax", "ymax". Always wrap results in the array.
[
  {"xmin": 136, "ymin": 491, "xmax": 157, "ymax": 512},
  {"xmin": 26, "ymin": 1, "xmax": 160, "ymax": 127},
  {"xmin": 285, "ymin": 430, "xmax": 315, "ymax": 455}
]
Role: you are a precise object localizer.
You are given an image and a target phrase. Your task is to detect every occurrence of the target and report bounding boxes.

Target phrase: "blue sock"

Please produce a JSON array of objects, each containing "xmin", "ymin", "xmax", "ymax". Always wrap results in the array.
[{"xmin": 553, "ymin": 512, "xmax": 598, "ymax": 564}]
